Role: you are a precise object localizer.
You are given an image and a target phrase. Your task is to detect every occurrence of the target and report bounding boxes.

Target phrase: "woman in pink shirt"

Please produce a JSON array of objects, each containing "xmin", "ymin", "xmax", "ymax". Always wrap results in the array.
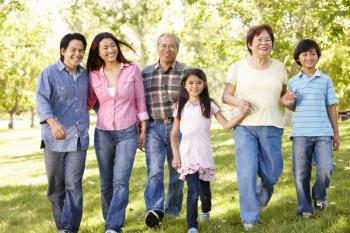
[{"xmin": 86, "ymin": 32, "xmax": 149, "ymax": 233}]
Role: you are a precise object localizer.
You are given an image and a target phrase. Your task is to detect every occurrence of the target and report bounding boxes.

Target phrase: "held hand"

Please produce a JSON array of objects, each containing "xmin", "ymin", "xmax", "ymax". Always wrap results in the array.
[
  {"xmin": 138, "ymin": 131, "xmax": 146, "ymax": 150},
  {"xmin": 172, "ymin": 156, "xmax": 181, "ymax": 170},
  {"xmin": 48, "ymin": 119, "xmax": 66, "ymax": 140},
  {"xmin": 281, "ymin": 91, "xmax": 297, "ymax": 107},
  {"xmin": 239, "ymin": 99, "xmax": 253, "ymax": 114},
  {"xmin": 333, "ymin": 134, "xmax": 340, "ymax": 151},
  {"xmin": 240, "ymin": 103, "xmax": 251, "ymax": 116}
]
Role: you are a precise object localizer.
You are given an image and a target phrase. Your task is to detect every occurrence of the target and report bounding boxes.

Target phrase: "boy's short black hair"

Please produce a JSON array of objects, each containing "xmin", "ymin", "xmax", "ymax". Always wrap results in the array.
[{"xmin": 294, "ymin": 39, "xmax": 321, "ymax": 66}]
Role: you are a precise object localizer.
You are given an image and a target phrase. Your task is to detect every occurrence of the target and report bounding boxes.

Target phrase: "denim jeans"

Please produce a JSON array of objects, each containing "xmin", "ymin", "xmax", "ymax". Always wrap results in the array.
[
  {"xmin": 234, "ymin": 126, "xmax": 283, "ymax": 224},
  {"xmin": 144, "ymin": 120, "xmax": 184, "ymax": 215},
  {"xmin": 44, "ymin": 147, "xmax": 86, "ymax": 233},
  {"xmin": 292, "ymin": 136, "xmax": 333, "ymax": 214},
  {"xmin": 94, "ymin": 124, "xmax": 137, "ymax": 232},
  {"xmin": 186, "ymin": 172, "xmax": 211, "ymax": 229}
]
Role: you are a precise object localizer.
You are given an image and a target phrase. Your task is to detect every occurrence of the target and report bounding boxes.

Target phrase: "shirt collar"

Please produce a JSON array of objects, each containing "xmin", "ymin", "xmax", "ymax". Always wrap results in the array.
[
  {"xmin": 99, "ymin": 62, "xmax": 130, "ymax": 74},
  {"xmin": 297, "ymin": 69, "xmax": 321, "ymax": 79},
  {"xmin": 57, "ymin": 60, "xmax": 84, "ymax": 74},
  {"xmin": 154, "ymin": 60, "xmax": 177, "ymax": 72},
  {"xmin": 185, "ymin": 100, "xmax": 200, "ymax": 107}
]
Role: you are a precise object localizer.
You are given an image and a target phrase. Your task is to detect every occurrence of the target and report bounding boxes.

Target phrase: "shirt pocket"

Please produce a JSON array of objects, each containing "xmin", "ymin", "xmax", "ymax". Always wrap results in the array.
[
  {"xmin": 91, "ymin": 80, "xmax": 104, "ymax": 98},
  {"xmin": 119, "ymin": 75, "xmax": 135, "ymax": 98},
  {"xmin": 55, "ymin": 85, "xmax": 75, "ymax": 99}
]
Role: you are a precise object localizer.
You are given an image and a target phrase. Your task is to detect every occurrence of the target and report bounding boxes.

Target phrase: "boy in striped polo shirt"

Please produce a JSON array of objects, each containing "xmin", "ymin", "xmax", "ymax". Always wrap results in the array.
[{"xmin": 281, "ymin": 39, "xmax": 340, "ymax": 218}]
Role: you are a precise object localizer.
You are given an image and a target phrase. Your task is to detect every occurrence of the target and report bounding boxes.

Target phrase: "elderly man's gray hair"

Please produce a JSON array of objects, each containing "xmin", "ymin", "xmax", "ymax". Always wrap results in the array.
[{"xmin": 156, "ymin": 33, "xmax": 180, "ymax": 49}]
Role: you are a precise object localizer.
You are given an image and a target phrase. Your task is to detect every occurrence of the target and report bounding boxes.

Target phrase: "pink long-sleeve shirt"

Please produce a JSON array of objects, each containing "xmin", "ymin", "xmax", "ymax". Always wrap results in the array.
[{"xmin": 88, "ymin": 63, "xmax": 149, "ymax": 130}]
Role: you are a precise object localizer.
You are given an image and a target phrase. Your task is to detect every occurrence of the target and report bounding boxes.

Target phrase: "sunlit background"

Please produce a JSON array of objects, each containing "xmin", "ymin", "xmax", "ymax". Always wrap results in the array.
[{"xmin": 0, "ymin": 0, "xmax": 349, "ymax": 129}]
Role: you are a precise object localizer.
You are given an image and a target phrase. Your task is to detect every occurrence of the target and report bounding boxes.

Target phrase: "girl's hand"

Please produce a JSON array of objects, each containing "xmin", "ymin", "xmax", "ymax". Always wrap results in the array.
[
  {"xmin": 240, "ymin": 103, "xmax": 251, "ymax": 116},
  {"xmin": 281, "ymin": 91, "xmax": 297, "ymax": 107},
  {"xmin": 239, "ymin": 99, "xmax": 253, "ymax": 114},
  {"xmin": 172, "ymin": 156, "xmax": 181, "ymax": 170}
]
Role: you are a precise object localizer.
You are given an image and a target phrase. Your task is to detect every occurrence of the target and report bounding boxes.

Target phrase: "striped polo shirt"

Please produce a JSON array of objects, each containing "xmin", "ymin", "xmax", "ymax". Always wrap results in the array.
[{"xmin": 289, "ymin": 69, "xmax": 337, "ymax": 137}]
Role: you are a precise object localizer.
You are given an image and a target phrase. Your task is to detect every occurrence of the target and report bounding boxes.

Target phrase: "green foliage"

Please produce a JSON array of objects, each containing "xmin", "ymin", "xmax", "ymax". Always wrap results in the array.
[
  {"xmin": 0, "ymin": 3, "xmax": 51, "ymax": 127},
  {"xmin": 319, "ymin": 44, "xmax": 350, "ymax": 109},
  {"xmin": 0, "ymin": 0, "xmax": 24, "ymax": 28},
  {"xmin": 63, "ymin": 0, "xmax": 166, "ymax": 67},
  {"xmin": 0, "ymin": 122, "xmax": 350, "ymax": 232},
  {"xmin": 1, "ymin": 0, "xmax": 349, "ymax": 125}
]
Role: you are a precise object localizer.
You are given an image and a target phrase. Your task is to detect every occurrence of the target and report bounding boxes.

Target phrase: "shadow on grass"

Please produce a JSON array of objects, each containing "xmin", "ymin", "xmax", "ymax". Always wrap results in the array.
[
  {"xmin": 0, "ymin": 152, "xmax": 43, "ymax": 164},
  {"xmin": 1, "ymin": 123, "xmax": 350, "ymax": 233}
]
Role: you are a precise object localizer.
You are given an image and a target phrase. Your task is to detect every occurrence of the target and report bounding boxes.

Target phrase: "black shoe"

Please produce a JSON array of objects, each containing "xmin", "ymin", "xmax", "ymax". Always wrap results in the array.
[{"xmin": 145, "ymin": 210, "xmax": 162, "ymax": 228}]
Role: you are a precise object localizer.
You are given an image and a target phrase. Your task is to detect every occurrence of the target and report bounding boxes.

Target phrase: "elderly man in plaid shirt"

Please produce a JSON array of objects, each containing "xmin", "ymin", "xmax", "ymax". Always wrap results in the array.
[{"xmin": 142, "ymin": 33, "xmax": 188, "ymax": 228}]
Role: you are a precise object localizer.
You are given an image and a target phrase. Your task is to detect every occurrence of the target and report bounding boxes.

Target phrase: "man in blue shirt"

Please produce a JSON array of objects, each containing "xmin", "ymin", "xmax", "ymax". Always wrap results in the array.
[{"xmin": 36, "ymin": 33, "xmax": 89, "ymax": 233}]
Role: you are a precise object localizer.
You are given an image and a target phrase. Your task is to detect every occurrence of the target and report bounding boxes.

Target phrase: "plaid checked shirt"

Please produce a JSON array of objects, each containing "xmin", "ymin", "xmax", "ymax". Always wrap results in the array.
[{"xmin": 142, "ymin": 60, "xmax": 188, "ymax": 119}]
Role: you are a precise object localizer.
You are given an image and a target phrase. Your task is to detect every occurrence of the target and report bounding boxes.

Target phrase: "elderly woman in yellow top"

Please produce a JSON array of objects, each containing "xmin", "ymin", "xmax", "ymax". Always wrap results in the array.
[{"xmin": 222, "ymin": 24, "xmax": 287, "ymax": 231}]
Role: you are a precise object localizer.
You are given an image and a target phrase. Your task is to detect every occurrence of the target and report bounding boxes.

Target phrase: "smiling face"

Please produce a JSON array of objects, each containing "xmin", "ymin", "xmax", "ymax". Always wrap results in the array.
[
  {"xmin": 298, "ymin": 48, "xmax": 319, "ymax": 70},
  {"xmin": 61, "ymin": 39, "xmax": 85, "ymax": 71},
  {"xmin": 98, "ymin": 38, "xmax": 118, "ymax": 63},
  {"xmin": 157, "ymin": 35, "xmax": 178, "ymax": 66},
  {"xmin": 248, "ymin": 30, "xmax": 273, "ymax": 57},
  {"xmin": 184, "ymin": 74, "xmax": 205, "ymax": 101}
]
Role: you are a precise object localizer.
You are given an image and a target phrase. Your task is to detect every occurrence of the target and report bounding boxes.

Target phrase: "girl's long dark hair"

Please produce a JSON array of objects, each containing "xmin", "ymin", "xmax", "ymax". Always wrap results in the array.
[
  {"xmin": 176, "ymin": 68, "xmax": 212, "ymax": 120},
  {"xmin": 86, "ymin": 32, "xmax": 135, "ymax": 71}
]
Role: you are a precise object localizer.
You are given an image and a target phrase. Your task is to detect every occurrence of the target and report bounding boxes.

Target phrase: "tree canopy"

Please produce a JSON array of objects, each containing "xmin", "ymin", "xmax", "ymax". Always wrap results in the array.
[{"xmin": 0, "ymin": 0, "xmax": 349, "ymax": 128}]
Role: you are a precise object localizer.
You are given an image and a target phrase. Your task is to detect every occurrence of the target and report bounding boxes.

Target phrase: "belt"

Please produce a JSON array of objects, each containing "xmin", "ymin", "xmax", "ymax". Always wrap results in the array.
[{"xmin": 149, "ymin": 117, "xmax": 174, "ymax": 124}]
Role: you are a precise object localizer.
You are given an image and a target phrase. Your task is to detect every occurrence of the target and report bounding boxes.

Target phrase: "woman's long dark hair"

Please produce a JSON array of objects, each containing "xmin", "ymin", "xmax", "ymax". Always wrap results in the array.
[
  {"xmin": 86, "ymin": 32, "xmax": 135, "ymax": 71},
  {"xmin": 176, "ymin": 68, "xmax": 213, "ymax": 120}
]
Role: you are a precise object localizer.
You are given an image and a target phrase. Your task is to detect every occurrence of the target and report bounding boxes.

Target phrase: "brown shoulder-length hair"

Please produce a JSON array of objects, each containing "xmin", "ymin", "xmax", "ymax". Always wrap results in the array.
[
  {"xmin": 86, "ymin": 32, "xmax": 135, "ymax": 71},
  {"xmin": 246, "ymin": 24, "xmax": 274, "ymax": 55}
]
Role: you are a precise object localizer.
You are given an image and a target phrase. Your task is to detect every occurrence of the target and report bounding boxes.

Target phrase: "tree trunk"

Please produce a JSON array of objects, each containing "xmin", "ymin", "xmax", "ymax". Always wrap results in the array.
[
  {"xmin": 30, "ymin": 107, "xmax": 35, "ymax": 128},
  {"xmin": 8, "ymin": 112, "xmax": 14, "ymax": 129},
  {"xmin": 136, "ymin": 25, "xmax": 147, "ymax": 68}
]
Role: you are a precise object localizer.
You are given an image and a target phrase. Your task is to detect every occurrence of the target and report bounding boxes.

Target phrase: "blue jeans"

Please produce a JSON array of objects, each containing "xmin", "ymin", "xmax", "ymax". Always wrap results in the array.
[
  {"xmin": 234, "ymin": 126, "xmax": 283, "ymax": 224},
  {"xmin": 44, "ymin": 147, "xmax": 86, "ymax": 233},
  {"xmin": 292, "ymin": 136, "xmax": 333, "ymax": 214},
  {"xmin": 94, "ymin": 124, "xmax": 137, "ymax": 232},
  {"xmin": 186, "ymin": 172, "xmax": 211, "ymax": 229},
  {"xmin": 144, "ymin": 121, "xmax": 184, "ymax": 215}
]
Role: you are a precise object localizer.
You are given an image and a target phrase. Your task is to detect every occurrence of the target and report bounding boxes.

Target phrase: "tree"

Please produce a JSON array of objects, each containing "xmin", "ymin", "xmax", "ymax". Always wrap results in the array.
[
  {"xmin": 0, "ymin": 4, "xmax": 51, "ymax": 128},
  {"xmin": 216, "ymin": 0, "xmax": 350, "ymax": 107},
  {"xmin": 320, "ymin": 44, "xmax": 350, "ymax": 109},
  {"xmin": 62, "ymin": 0, "xmax": 167, "ymax": 67}
]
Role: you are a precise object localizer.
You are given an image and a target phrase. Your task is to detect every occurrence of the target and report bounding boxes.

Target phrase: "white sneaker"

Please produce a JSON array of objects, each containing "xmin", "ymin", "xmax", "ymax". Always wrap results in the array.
[
  {"xmin": 301, "ymin": 212, "xmax": 313, "ymax": 218},
  {"xmin": 315, "ymin": 200, "xmax": 328, "ymax": 211},
  {"xmin": 243, "ymin": 223, "xmax": 255, "ymax": 231},
  {"xmin": 105, "ymin": 230, "xmax": 118, "ymax": 233},
  {"xmin": 188, "ymin": 228, "xmax": 198, "ymax": 233},
  {"xmin": 200, "ymin": 212, "xmax": 210, "ymax": 222}
]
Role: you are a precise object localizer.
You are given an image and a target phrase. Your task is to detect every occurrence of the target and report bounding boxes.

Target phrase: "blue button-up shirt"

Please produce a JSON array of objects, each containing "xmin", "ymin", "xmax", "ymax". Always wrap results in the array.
[
  {"xmin": 288, "ymin": 69, "xmax": 337, "ymax": 137},
  {"xmin": 36, "ymin": 60, "xmax": 89, "ymax": 152}
]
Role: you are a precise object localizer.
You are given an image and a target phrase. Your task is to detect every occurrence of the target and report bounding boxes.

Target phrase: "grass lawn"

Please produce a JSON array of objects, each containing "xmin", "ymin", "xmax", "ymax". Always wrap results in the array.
[{"xmin": 0, "ymin": 121, "xmax": 349, "ymax": 233}]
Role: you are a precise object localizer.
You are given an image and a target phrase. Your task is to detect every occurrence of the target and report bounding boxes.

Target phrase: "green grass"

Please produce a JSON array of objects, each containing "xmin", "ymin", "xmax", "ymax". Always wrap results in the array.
[{"xmin": 0, "ymin": 121, "xmax": 350, "ymax": 233}]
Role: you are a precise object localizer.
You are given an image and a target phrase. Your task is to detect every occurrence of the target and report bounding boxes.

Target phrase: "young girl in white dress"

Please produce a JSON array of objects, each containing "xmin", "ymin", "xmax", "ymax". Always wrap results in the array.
[{"xmin": 170, "ymin": 68, "xmax": 250, "ymax": 233}]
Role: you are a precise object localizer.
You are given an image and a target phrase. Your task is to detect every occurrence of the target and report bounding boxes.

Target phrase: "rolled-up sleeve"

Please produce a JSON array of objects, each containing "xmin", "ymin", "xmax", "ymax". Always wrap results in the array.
[
  {"xmin": 36, "ymin": 69, "xmax": 54, "ymax": 124},
  {"xmin": 133, "ymin": 64, "xmax": 149, "ymax": 121}
]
